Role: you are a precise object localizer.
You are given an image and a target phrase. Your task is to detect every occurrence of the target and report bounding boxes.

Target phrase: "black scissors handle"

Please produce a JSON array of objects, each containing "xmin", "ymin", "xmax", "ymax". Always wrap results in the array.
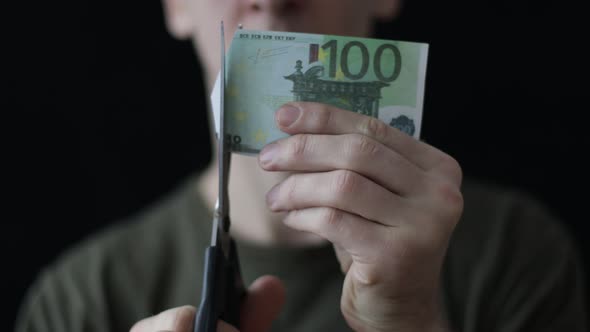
[{"xmin": 194, "ymin": 238, "xmax": 246, "ymax": 332}]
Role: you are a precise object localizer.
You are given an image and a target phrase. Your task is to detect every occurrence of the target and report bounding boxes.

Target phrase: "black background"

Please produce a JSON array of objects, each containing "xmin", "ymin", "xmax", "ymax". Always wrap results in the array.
[{"xmin": 5, "ymin": 0, "xmax": 588, "ymax": 329}]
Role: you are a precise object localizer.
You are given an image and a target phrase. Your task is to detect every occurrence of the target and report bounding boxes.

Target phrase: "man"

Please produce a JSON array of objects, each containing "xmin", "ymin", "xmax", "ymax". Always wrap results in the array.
[{"xmin": 15, "ymin": 1, "xmax": 587, "ymax": 331}]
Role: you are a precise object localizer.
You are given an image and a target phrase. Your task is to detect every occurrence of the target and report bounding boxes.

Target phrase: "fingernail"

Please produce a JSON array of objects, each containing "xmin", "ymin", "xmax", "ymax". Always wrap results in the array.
[
  {"xmin": 266, "ymin": 184, "xmax": 280, "ymax": 208},
  {"xmin": 277, "ymin": 105, "xmax": 301, "ymax": 127},
  {"xmin": 259, "ymin": 143, "xmax": 278, "ymax": 167}
]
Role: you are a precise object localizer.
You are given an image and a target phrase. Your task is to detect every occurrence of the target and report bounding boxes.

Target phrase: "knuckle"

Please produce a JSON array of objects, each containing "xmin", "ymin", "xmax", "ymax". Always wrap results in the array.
[
  {"xmin": 319, "ymin": 208, "xmax": 353, "ymax": 248},
  {"xmin": 349, "ymin": 134, "xmax": 380, "ymax": 157},
  {"xmin": 363, "ymin": 116, "xmax": 389, "ymax": 142},
  {"xmin": 286, "ymin": 175, "xmax": 300, "ymax": 201},
  {"xmin": 432, "ymin": 179, "xmax": 464, "ymax": 223},
  {"xmin": 322, "ymin": 207, "xmax": 344, "ymax": 230},
  {"xmin": 353, "ymin": 265, "xmax": 380, "ymax": 286},
  {"xmin": 436, "ymin": 153, "xmax": 463, "ymax": 186},
  {"xmin": 332, "ymin": 170, "xmax": 358, "ymax": 194},
  {"xmin": 312, "ymin": 105, "xmax": 333, "ymax": 131},
  {"xmin": 289, "ymin": 134, "xmax": 312, "ymax": 158}
]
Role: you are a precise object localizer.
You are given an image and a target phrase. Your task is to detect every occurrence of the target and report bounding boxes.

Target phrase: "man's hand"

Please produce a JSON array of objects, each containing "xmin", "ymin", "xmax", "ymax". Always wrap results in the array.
[
  {"xmin": 130, "ymin": 275, "xmax": 285, "ymax": 332},
  {"xmin": 259, "ymin": 102, "xmax": 462, "ymax": 332}
]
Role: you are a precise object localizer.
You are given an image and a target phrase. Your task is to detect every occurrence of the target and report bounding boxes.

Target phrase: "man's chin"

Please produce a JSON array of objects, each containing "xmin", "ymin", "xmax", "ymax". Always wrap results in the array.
[{"xmin": 235, "ymin": 16, "xmax": 317, "ymax": 35}]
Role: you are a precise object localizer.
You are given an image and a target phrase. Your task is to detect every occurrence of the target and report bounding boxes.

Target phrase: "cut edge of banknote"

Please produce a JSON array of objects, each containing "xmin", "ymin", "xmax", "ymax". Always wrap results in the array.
[
  {"xmin": 211, "ymin": 72, "xmax": 222, "ymax": 138},
  {"xmin": 414, "ymin": 43, "xmax": 429, "ymax": 139}
]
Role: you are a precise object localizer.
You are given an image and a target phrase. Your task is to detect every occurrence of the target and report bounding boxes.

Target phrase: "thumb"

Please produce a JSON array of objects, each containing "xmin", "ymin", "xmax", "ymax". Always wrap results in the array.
[{"xmin": 240, "ymin": 275, "xmax": 286, "ymax": 332}]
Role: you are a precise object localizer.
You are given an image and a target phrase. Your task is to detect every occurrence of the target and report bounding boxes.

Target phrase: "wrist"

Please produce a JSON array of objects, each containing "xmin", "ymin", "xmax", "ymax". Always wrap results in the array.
[
  {"xmin": 356, "ymin": 298, "xmax": 452, "ymax": 332},
  {"xmin": 344, "ymin": 308, "xmax": 452, "ymax": 332}
]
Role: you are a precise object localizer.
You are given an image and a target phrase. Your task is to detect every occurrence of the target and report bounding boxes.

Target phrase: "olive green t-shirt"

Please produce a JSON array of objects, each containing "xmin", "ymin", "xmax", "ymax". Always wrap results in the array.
[{"xmin": 14, "ymin": 176, "xmax": 588, "ymax": 331}]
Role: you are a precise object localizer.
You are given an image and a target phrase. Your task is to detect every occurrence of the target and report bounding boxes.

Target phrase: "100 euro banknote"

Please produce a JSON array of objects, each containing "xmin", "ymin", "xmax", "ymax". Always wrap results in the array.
[{"xmin": 212, "ymin": 29, "xmax": 429, "ymax": 155}]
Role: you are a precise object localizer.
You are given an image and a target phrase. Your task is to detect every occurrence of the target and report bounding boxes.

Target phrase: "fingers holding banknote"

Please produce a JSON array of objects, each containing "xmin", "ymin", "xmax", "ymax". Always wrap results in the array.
[{"xmin": 258, "ymin": 102, "xmax": 462, "ymax": 332}]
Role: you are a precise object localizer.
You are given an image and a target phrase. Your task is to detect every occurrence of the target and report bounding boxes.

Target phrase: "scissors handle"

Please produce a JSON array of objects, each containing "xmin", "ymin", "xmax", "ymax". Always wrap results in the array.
[{"xmin": 194, "ymin": 238, "xmax": 245, "ymax": 332}]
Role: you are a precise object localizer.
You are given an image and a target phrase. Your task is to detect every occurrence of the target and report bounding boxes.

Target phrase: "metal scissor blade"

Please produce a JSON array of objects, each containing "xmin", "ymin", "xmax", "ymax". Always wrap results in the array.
[
  {"xmin": 215, "ymin": 21, "xmax": 231, "ymax": 256},
  {"xmin": 211, "ymin": 199, "xmax": 230, "ymax": 257},
  {"xmin": 210, "ymin": 200, "xmax": 220, "ymax": 246},
  {"xmin": 217, "ymin": 21, "xmax": 228, "ymax": 219}
]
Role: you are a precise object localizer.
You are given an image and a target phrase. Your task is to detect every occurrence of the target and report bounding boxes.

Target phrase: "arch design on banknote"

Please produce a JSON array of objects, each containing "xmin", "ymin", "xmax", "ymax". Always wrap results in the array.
[{"xmin": 284, "ymin": 60, "xmax": 389, "ymax": 118}]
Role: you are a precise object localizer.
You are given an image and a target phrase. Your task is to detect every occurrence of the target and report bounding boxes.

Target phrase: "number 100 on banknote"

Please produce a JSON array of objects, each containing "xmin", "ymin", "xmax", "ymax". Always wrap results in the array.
[{"xmin": 211, "ymin": 29, "xmax": 429, "ymax": 155}]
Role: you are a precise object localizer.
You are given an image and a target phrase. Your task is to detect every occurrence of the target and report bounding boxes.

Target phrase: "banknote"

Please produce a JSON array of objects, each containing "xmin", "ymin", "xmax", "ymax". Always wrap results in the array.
[{"xmin": 211, "ymin": 29, "xmax": 429, "ymax": 155}]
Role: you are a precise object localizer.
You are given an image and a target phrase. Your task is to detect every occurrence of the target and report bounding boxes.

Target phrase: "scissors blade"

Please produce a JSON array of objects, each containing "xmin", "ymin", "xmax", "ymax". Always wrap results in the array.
[{"xmin": 214, "ymin": 21, "xmax": 231, "ymax": 255}]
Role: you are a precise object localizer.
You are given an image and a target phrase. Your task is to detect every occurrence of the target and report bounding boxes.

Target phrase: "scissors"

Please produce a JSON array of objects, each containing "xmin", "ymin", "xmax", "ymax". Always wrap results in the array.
[{"xmin": 194, "ymin": 21, "xmax": 246, "ymax": 332}]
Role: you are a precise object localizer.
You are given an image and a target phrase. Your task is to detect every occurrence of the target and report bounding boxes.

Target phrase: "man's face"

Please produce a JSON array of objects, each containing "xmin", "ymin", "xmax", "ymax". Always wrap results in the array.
[{"xmin": 164, "ymin": 0, "xmax": 400, "ymax": 85}]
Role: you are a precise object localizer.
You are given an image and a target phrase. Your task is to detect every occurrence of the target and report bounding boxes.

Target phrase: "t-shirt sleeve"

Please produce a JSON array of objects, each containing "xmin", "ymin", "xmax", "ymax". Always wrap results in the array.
[
  {"xmin": 14, "ymin": 181, "xmax": 208, "ymax": 332},
  {"xmin": 488, "ymin": 195, "xmax": 588, "ymax": 331},
  {"xmin": 13, "ymin": 219, "xmax": 172, "ymax": 332},
  {"xmin": 14, "ymin": 258, "xmax": 111, "ymax": 332},
  {"xmin": 444, "ymin": 187, "xmax": 588, "ymax": 331}
]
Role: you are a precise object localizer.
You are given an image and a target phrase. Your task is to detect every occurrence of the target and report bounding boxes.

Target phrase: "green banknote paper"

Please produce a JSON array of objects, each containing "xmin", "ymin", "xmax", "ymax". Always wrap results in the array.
[{"xmin": 211, "ymin": 29, "xmax": 429, "ymax": 155}]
